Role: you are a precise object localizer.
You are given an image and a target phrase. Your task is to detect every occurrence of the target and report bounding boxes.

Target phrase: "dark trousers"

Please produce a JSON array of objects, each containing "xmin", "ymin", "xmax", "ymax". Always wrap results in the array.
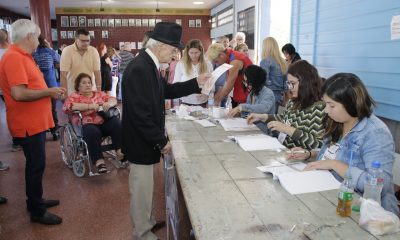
[
  {"xmin": 82, "ymin": 117, "xmax": 121, "ymax": 164},
  {"xmin": 14, "ymin": 131, "xmax": 47, "ymax": 217},
  {"xmin": 50, "ymin": 99, "xmax": 59, "ymax": 133}
]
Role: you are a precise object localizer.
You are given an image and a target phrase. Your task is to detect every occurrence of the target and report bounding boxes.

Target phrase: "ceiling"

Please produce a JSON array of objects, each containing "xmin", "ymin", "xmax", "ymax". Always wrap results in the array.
[{"xmin": 0, "ymin": 0, "xmax": 222, "ymax": 19}]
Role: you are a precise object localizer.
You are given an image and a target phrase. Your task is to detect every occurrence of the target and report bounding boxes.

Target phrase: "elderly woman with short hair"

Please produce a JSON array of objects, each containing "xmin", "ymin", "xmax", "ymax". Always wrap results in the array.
[{"xmin": 63, "ymin": 72, "xmax": 123, "ymax": 173}]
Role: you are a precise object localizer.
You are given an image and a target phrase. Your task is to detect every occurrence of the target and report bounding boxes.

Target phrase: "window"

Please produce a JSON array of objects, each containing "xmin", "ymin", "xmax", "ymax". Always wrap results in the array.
[
  {"xmin": 211, "ymin": 7, "xmax": 233, "ymax": 29},
  {"xmin": 237, "ymin": 7, "xmax": 255, "ymax": 49}
]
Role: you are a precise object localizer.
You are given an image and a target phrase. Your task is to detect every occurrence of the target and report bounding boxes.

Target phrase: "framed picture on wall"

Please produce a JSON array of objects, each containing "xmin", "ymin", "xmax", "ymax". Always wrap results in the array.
[
  {"xmin": 95, "ymin": 19, "xmax": 101, "ymax": 27},
  {"xmin": 70, "ymin": 16, "xmax": 78, "ymax": 27},
  {"xmin": 87, "ymin": 19, "xmax": 94, "ymax": 27},
  {"xmin": 149, "ymin": 19, "xmax": 155, "ymax": 27},
  {"xmin": 135, "ymin": 19, "xmax": 142, "ymax": 27},
  {"xmin": 122, "ymin": 19, "xmax": 129, "ymax": 27},
  {"xmin": 195, "ymin": 19, "xmax": 202, "ymax": 28},
  {"xmin": 142, "ymin": 19, "xmax": 148, "ymax": 27},
  {"xmin": 101, "ymin": 19, "xmax": 108, "ymax": 27},
  {"xmin": 189, "ymin": 20, "xmax": 195, "ymax": 28},
  {"xmin": 89, "ymin": 30, "xmax": 95, "ymax": 39},
  {"xmin": 67, "ymin": 31, "xmax": 74, "ymax": 39},
  {"xmin": 129, "ymin": 19, "xmax": 135, "ymax": 26},
  {"xmin": 102, "ymin": 30, "xmax": 108, "ymax": 39},
  {"xmin": 78, "ymin": 16, "xmax": 86, "ymax": 27},
  {"xmin": 60, "ymin": 31, "xmax": 67, "ymax": 39},
  {"xmin": 108, "ymin": 19, "xmax": 114, "ymax": 27},
  {"xmin": 115, "ymin": 19, "xmax": 121, "ymax": 27},
  {"xmin": 61, "ymin": 16, "xmax": 69, "ymax": 27},
  {"xmin": 175, "ymin": 19, "xmax": 182, "ymax": 26}
]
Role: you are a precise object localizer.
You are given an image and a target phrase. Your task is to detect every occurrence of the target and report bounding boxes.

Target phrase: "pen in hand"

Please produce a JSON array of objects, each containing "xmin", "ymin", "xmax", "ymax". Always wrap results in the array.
[{"xmin": 286, "ymin": 150, "xmax": 308, "ymax": 154}]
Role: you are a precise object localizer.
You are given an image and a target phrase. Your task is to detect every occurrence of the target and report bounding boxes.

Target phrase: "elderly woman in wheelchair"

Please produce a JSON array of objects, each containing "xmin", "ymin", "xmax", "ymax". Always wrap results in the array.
[{"xmin": 62, "ymin": 73, "xmax": 124, "ymax": 175}]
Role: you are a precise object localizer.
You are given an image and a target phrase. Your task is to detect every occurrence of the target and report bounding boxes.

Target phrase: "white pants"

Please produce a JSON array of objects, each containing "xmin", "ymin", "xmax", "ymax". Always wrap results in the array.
[{"xmin": 129, "ymin": 163, "xmax": 158, "ymax": 240}]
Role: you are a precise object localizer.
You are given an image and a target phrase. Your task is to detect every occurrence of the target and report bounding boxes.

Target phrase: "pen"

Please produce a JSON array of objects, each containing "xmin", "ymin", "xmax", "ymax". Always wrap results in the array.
[{"xmin": 286, "ymin": 150, "xmax": 308, "ymax": 154}]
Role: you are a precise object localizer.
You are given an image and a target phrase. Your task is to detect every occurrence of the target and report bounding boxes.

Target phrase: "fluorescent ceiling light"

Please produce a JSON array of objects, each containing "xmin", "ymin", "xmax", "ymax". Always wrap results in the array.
[{"xmin": 193, "ymin": 1, "xmax": 204, "ymax": 5}]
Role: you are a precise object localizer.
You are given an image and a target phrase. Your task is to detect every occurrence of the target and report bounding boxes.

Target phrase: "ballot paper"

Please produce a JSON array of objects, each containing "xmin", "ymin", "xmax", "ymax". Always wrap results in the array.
[
  {"xmin": 201, "ymin": 63, "xmax": 233, "ymax": 95},
  {"xmin": 219, "ymin": 118, "xmax": 259, "ymax": 132},
  {"xmin": 257, "ymin": 162, "xmax": 341, "ymax": 195},
  {"xmin": 233, "ymin": 134, "xmax": 285, "ymax": 151},
  {"xmin": 194, "ymin": 119, "xmax": 216, "ymax": 127}
]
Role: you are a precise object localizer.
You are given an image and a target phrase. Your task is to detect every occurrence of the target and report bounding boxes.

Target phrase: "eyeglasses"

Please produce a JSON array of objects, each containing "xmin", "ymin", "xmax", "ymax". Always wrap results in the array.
[
  {"xmin": 286, "ymin": 81, "xmax": 298, "ymax": 89},
  {"xmin": 78, "ymin": 38, "xmax": 90, "ymax": 43}
]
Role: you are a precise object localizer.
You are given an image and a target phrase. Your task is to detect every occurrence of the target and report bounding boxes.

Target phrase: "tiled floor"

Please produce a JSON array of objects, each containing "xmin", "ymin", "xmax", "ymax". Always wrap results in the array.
[{"xmin": 0, "ymin": 100, "xmax": 193, "ymax": 240}]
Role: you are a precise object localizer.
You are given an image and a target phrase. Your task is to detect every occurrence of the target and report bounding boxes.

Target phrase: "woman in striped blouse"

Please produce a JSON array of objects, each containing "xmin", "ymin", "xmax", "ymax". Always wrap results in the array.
[{"xmin": 247, "ymin": 60, "xmax": 325, "ymax": 150}]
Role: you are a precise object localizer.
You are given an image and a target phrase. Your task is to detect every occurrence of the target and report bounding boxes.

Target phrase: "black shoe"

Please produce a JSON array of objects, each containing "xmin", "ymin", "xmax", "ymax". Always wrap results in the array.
[
  {"xmin": 44, "ymin": 199, "xmax": 60, "ymax": 208},
  {"xmin": 31, "ymin": 211, "xmax": 62, "ymax": 225},
  {"xmin": 151, "ymin": 220, "xmax": 166, "ymax": 232},
  {"xmin": 0, "ymin": 196, "xmax": 7, "ymax": 204}
]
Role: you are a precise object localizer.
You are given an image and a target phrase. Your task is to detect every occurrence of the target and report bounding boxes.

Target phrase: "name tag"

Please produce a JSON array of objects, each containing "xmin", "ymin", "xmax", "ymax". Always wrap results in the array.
[
  {"xmin": 278, "ymin": 132, "xmax": 287, "ymax": 144},
  {"xmin": 322, "ymin": 143, "xmax": 340, "ymax": 160}
]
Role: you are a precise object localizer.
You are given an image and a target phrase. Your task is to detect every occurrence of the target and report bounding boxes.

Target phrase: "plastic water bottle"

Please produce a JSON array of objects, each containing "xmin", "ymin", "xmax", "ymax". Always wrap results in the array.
[
  {"xmin": 363, "ymin": 161, "xmax": 384, "ymax": 205},
  {"xmin": 225, "ymin": 96, "xmax": 232, "ymax": 111},
  {"xmin": 336, "ymin": 172, "xmax": 354, "ymax": 217},
  {"xmin": 207, "ymin": 92, "xmax": 214, "ymax": 117}
]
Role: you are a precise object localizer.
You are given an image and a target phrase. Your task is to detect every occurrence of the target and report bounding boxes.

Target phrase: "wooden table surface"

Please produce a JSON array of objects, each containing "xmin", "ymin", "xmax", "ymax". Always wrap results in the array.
[{"xmin": 166, "ymin": 116, "xmax": 400, "ymax": 240}]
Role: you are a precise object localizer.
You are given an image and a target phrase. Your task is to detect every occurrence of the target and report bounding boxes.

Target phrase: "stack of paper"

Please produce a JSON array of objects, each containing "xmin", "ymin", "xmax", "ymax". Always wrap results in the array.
[
  {"xmin": 219, "ymin": 118, "xmax": 259, "ymax": 132},
  {"xmin": 233, "ymin": 134, "xmax": 285, "ymax": 151},
  {"xmin": 257, "ymin": 162, "xmax": 341, "ymax": 195}
]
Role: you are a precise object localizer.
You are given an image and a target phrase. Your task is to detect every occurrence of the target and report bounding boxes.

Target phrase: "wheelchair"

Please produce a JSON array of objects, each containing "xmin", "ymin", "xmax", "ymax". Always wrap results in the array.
[{"xmin": 59, "ymin": 107, "xmax": 127, "ymax": 177}]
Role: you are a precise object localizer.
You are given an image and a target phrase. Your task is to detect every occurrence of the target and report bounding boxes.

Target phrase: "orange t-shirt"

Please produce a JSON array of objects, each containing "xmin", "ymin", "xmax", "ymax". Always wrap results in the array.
[{"xmin": 0, "ymin": 45, "xmax": 53, "ymax": 137}]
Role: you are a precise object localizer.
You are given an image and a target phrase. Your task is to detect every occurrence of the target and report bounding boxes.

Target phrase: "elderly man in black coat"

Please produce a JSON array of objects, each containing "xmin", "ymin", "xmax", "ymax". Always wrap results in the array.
[{"xmin": 122, "ymin": 22, "xmax": 210, "ymax": 240}]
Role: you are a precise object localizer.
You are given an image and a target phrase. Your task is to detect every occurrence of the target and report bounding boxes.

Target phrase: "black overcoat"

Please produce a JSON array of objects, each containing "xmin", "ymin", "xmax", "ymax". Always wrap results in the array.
[{"xmin": 121, "ymin": 49, "xmax": 200, "ymax": 165}]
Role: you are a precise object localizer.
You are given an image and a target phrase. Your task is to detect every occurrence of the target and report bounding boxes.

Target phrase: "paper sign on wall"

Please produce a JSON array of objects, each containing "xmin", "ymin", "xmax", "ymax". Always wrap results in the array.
[{"xmin": 391, "ymin": 15, "xmax": 400, "ymax": 40}]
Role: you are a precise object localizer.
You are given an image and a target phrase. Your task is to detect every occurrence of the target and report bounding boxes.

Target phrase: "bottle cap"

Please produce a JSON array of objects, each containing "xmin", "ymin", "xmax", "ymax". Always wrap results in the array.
[{"xmin": 371, "ymin": 161, "xmax": 381, "ymax": 168}]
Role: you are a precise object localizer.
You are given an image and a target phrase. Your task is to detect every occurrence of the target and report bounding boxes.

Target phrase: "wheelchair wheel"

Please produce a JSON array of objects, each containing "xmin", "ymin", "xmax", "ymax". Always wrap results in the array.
[
  {"xmin": 72, "ymin": 160, "xmax": 86, "ymax": 177},
  {"xmin": 60, "ymin": 125, "xmax": 76, "ymax": 168}
]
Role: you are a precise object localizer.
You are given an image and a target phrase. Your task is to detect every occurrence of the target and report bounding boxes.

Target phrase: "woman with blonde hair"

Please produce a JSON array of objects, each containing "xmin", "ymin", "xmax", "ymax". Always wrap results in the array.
[
  {"xmin": 173, "ymin": 39, "xmax": 212, "ymax": 106},
  {"xmin": 260, "ymin": 37, "xmax": 287, "ymax": 111}
]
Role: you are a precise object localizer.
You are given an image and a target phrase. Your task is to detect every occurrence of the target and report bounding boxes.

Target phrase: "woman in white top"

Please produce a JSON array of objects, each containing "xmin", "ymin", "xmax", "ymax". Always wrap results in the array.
[{"xmin": 173, "ymin": 39, "xmax": 213, "ymax": 106}]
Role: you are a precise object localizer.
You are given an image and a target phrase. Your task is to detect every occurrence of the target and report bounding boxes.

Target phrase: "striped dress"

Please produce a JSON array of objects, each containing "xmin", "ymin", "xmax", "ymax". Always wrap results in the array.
[{"xmin": 268, "ymin": 100, "xmax": 326, "ymax": 149}]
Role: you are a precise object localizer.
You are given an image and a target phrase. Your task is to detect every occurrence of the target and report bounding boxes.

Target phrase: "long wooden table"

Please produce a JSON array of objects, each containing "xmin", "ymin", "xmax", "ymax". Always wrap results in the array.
[{"xmin": 165, "ymin": 115, "xmax": 400, "ymax": 240}]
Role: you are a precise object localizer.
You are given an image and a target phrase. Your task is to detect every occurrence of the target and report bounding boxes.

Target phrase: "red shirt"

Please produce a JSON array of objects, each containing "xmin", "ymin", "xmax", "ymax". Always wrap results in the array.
[
  {"xmin": 226, "ymin": 49, "xmax": 253, "ymax": 103},
  {"xmin": 63, "ymin": 91, "xmax": 115, "ymax": 125},
  {"xmin": 0, "ymin": 45, "xmax": 53, "ymax": 137}
]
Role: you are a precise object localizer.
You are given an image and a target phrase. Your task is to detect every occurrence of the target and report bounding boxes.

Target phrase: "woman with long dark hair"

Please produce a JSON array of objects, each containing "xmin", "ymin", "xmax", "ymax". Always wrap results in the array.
[
  {"xmin": 247, "ymin": 60, "xmax": 325, "ymax": 149},
  {"xmin": 288, "ymin": 73, "xmax": 399, "ymax": 215}
]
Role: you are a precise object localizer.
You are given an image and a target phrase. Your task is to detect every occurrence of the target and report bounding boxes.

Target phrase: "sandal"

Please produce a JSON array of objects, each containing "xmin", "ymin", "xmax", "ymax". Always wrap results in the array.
[{"xmin": 96, "ymin": 163, "xmax": 108, "ymax": 174}]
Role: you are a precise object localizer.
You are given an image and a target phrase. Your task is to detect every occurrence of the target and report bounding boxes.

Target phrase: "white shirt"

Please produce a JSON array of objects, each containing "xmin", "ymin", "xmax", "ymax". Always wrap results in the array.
[
  {"xmin": 173, "ymin": 60, "xmax": 213, "ymax": 104},
  {"xmin": 145, "ymin": 48, "xmax": 160, "ymax": 70}
]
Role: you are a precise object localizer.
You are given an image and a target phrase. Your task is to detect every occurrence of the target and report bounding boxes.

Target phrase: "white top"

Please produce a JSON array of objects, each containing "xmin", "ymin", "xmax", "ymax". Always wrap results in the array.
[{"xmin": 173, "ymin": 60, "xmax": 213, "ymax": 105}]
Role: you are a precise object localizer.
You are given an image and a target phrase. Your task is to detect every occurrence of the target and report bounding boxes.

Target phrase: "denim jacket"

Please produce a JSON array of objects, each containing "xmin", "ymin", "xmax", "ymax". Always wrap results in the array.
[
  {"xmin": 317, "ymin": 114, "xmax": 399, "ymax": 215},
  {"xmin": 259, "ymin": 57, "xmax": 287, "ymax": 92},
  {"xmin": 240, "ymin": 86, "xmax": 275, "ymax": 133}
]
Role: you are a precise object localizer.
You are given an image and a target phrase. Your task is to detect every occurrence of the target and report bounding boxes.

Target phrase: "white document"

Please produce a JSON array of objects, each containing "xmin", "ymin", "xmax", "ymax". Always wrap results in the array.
[
  {"xmin": 219, "ymin": 118, "xmax": 259, "ymax": 132},
  {"xmin": 194, "ymin": 119, "xmax": 216, "ymax": 127},
  {"xmin": 257, "ymin": 163, "xmax": 341, "ymax": 195},
  {"xmin": 201, "ymin": 63, "xmax": 233, "ymax": 95},
  {"xmin": 233, "ymin": 134, "xmax": 286, "ymax": 151}
]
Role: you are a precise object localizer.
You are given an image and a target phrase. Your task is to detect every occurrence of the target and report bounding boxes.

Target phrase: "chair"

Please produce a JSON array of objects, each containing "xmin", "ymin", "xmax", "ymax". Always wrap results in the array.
[{"xmin": 59, "ymin": 107, "xmax": 126, "ymax": 177}]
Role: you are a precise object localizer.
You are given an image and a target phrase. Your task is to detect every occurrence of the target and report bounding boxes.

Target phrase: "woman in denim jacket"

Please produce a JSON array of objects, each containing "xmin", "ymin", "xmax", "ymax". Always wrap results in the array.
[
  {"xmin": 259, "ymin": 37, "xmax": 287, "ymax": 111},
  {"xmin": 227, "ymin": 65, "xmax": 275, "ymax": 132},
  {"xmin": 289, "ymin": 73, "xmax": 399, "ymax": 215}
]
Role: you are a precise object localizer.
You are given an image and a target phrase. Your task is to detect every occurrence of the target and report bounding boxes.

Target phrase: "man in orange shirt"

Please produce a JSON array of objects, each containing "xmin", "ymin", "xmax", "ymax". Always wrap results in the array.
[{"xmin": 0, "ymin": 19, "xmax": 66, "ymax": 225}]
